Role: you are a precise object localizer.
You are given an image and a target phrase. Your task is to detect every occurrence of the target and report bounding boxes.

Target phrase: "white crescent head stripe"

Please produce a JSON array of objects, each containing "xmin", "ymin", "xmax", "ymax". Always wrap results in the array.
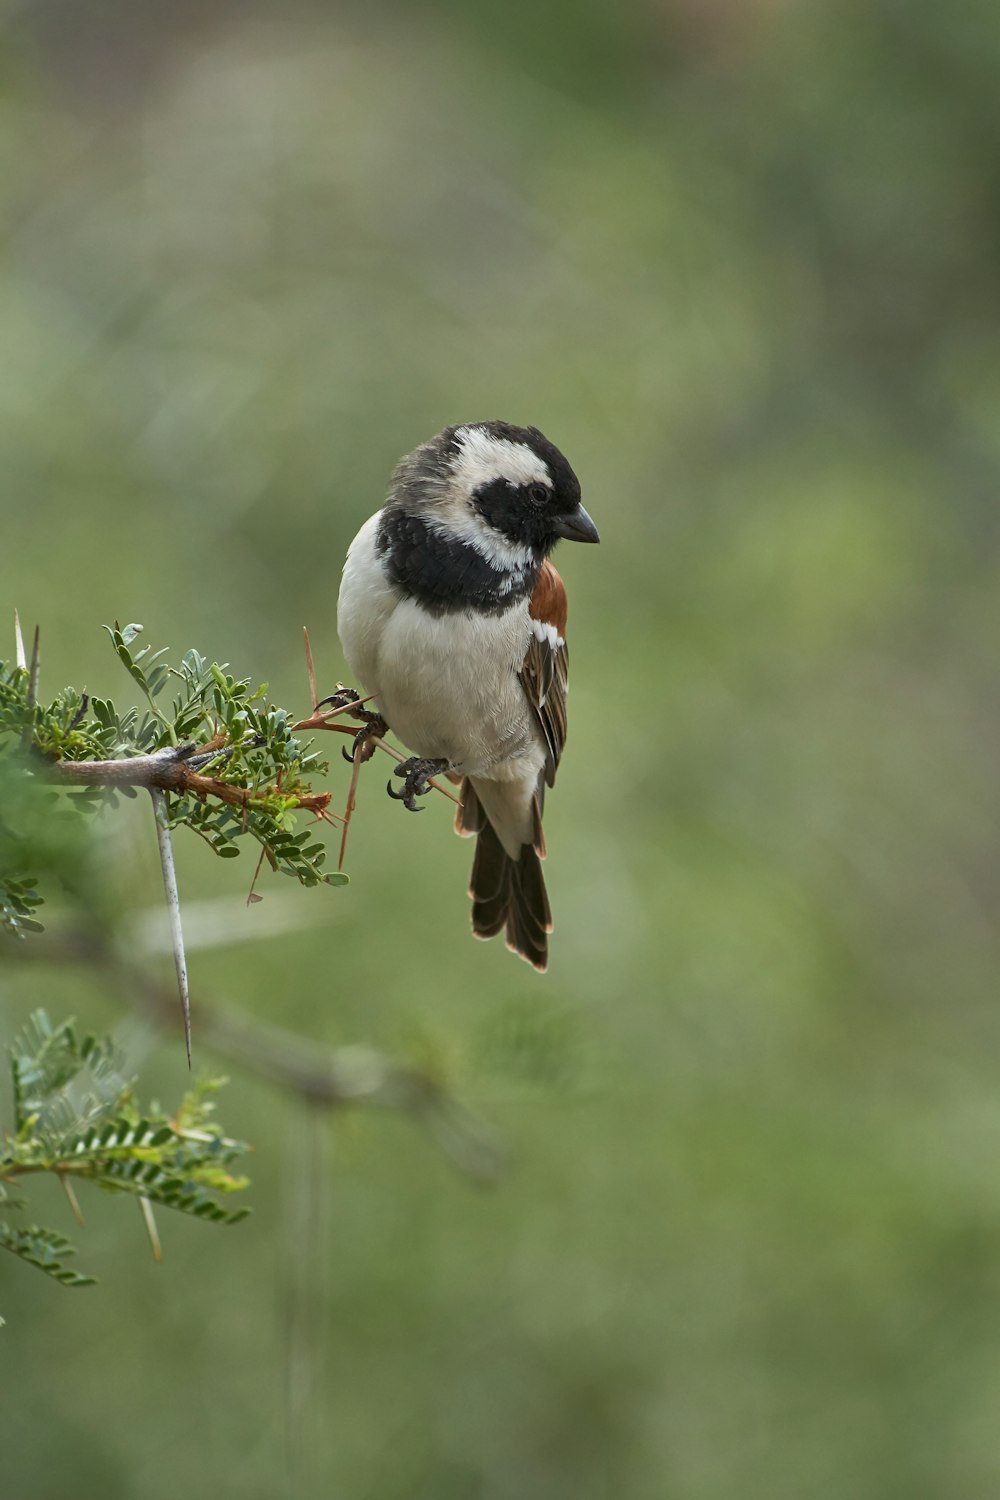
[{"xmin": 452, "ymin": 426, "xmax": 552, "ymax": 493}]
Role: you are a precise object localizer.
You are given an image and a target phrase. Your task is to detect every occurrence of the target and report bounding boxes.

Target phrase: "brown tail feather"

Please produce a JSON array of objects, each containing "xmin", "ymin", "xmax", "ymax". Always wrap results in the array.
[{"xmin": 467, "ymin": 815, "xmax": 551, "ymax": 972}]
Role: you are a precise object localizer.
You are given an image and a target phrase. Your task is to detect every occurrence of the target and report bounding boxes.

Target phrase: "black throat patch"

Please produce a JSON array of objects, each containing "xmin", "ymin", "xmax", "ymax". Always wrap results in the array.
[{"xmin": 376, "ymin": 508, "xmax": 539, "ymax": 616}]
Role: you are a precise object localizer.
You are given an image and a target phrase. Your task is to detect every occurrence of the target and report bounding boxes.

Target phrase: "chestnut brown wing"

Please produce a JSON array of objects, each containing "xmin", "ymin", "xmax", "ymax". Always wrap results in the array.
[{"xmin": 519, "ymin": 561, "xmax": 569, "ymax": 789}]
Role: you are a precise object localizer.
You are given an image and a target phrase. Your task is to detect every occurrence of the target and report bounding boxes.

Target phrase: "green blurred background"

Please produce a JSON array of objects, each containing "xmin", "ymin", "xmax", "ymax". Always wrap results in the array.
[{"xmin": 3, "ymin": 0, "xmax": 1000, "ymax": 1494}]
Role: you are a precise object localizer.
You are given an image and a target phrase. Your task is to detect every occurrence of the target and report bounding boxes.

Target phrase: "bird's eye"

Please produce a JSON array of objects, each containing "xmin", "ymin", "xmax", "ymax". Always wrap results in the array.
[{"xmin": 528, "ymin": 483, "xmax": 549, "ymax": 505}]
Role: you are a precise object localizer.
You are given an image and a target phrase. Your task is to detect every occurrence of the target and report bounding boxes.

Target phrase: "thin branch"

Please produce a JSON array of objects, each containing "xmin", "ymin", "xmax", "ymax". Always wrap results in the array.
[
  {"xmin": 302, "ymin": 626, "xmax": 318, "ymax": 712},
  {"xmin": 281, "ymin": 1100, "xmax": 330, "ymax": 1497},
  {"xmin": 150, "ymin": 788, "xmax": 192, "ymax": 1067},
  {"xmin": 338, "ymin": 738, "xmax": 364, "ymax": 872},
  {"xmin": 2, "ymin": 926, "xmax": 505, "ymax": 1182},
  {"xmin": 291, "ymin": 695, "xmax": 380, "ymax": 732},
  {"xmin": 44, "ymin": 744, "xmax": 333, "ymax": 818},
  {"xmin": 43, "ymin": 693, "xmax": 453, "ymax": 812},
  {"xmin": 247, "ymin": 844, "xmax": 268, "ymax": 906},
  {"xmin": 50, "ymin": 744, "xmax": 193, "ymax": 786},
  {"xmin": 154, "ymin": 995, "xmax": 503, "ymax": 1180}
]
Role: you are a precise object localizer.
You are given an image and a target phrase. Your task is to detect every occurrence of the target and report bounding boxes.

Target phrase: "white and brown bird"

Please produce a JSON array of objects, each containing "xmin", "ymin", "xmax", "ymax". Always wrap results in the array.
[{"xmin": 336, "ymin": 421, "xmax": 598, "ymax": 970}]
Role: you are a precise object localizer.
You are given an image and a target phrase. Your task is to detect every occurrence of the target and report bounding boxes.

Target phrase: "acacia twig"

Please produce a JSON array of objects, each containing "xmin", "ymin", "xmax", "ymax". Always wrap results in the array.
[
  {"xmin": 0, "ymin": 925, "xmax": 505, "ymax": 1182},
  {"xmin": 302, "ymin": 626, "xmax": 318, "ymax": 712},
  {"xmin": 338, "ymin": 737, "xmax": 364, "ymax": 872},
  {"xmin": 46, "ymin": 744, "xmax": 333, "ymax": 817},
  {"xmin": 45, "ymin": 696, "xmax": 453, "ymax": 812}
]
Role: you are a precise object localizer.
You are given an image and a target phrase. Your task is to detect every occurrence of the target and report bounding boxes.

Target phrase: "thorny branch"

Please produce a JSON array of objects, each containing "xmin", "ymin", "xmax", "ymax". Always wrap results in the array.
[
  {"xmin": 11, "ymin": 622, "xmax": 464, "ymax": 1072},
  {"xmin": 1, "ymin": 926, "xmax": 503, "ymax": 1183},
  {"xmin": 45, "ymin": 741, "xmax": 334, "ymax": 816},
  {"xmin": 42, "ymin": 685, "xmax": 458, "ymax": 818}
]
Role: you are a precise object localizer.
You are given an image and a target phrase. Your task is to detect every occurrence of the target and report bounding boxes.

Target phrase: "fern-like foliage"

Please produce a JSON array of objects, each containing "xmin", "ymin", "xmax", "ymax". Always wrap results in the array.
[
  {"xmin": 0, "ymin": 1223, "xmax": 96, "ymax": 1288},
  {"xmin": 0, "ymin": 872, "xmax": 43, "ymax": 939},
  {"xmin": 0, "ymin": 621, "xmax": 346, "ymax": 936},
  {"xmin": 0, "ymin": 1011, "xmax": 251, "ymax": 1304}
]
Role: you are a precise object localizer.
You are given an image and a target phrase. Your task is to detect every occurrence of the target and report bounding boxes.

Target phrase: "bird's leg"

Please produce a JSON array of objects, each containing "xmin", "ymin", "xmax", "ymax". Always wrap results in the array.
[
  {"xmin": 387, "ymin": 757, "xmax": 451, "ymax": 813},
  {"xmin": 343, "ymin": 710, "xmax": 389, "ymax": 764},
  {"xmin": 314, "ymin": 687, "xmax": 388, "ymax": 764}
]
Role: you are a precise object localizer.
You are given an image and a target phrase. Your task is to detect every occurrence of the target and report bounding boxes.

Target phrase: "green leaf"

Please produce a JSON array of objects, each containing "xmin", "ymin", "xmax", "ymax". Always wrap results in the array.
[{"xmin": 0, "ymin": 1221, "xmax": 96, "ymax": 1288}]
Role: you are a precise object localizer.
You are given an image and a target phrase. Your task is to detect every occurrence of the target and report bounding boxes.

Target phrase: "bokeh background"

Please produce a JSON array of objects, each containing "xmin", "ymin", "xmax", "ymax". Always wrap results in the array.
[{"xmin": 3, "ymin": 0, "xmax": 1000, "ymax": 1495}]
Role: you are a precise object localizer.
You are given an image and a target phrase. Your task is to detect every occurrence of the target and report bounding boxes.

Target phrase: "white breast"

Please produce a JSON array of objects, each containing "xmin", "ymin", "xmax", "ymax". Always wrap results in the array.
[
  {"xmin": 337, "ymin": 514, "xmax": 398, "ymax": 694},
  {"xmin": 337, "ymin": 513, "xmax": 545, "ymax": 781}
]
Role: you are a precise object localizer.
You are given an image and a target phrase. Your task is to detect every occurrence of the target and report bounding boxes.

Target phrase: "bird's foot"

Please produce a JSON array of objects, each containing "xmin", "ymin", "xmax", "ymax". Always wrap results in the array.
[
  {"xmin": 341, "ymin": 710, "xmax": 389, "ymax": 764},
  {"xmin": 314, "ymin": 688, "xmax": 388, "ymax": 764},
  {"xmin": 386, "ymin": 756, "xmax": 450, "ymax": 812},
  {"xmin": 315, "ymin": 685, "xmax": 363, "ymax": 715}
]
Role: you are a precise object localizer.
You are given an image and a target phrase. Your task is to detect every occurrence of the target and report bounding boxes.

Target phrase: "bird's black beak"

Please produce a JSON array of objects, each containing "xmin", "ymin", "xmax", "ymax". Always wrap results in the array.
[{"xmin": 553, "ymin": 504, "xmax": 600, "ymax": 544}]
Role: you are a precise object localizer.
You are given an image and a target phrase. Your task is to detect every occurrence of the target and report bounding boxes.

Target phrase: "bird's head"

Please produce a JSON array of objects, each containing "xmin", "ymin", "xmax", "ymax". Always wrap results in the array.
[{"xmin": 388, "ymin": 421, "xmax": 599, "ymax": 568}]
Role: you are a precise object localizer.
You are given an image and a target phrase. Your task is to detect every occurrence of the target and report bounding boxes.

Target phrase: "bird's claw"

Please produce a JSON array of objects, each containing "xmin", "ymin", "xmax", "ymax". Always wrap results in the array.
[
  {"xmin": 386, "ymin": 757, "xmax": 450, "ymax": 812},
  {"xmin": 315, "ymin": 686, "xmax": 362, "ymax": 713},
  {"xmin": 316, "ymin": 691, "xmax": 388, "ymax": 765},
  {"xmin": 342, "ymin": 717, "xmax": 386, "ymax": 764},
  {"xmin": 386, "ymin": 779, "xmax": 425, "ymax": 811}
]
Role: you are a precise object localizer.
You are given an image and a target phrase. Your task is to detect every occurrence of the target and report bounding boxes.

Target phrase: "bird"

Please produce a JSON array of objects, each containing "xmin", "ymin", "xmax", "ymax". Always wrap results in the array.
[{"xmin": 336, "ymin": 420, "xmax": 599, "ymax": 971}]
